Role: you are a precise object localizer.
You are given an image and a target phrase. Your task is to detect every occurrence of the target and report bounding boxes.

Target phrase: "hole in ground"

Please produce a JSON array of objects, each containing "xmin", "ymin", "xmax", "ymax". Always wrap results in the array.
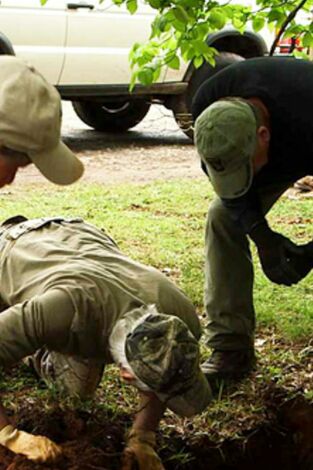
[{"xmin": 0, "ymin": 397, "xmax": 311, "ymax": 469}]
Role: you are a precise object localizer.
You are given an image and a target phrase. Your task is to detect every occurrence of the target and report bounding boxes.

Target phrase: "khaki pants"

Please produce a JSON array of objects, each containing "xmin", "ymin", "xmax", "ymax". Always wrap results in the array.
[
  {"xmin": 204, "ymin": 178, "xmax": 294, "ymax": 351},
  {"xmin": 29, "ymin": 349, "xmax": 105, "ymax": 399}
]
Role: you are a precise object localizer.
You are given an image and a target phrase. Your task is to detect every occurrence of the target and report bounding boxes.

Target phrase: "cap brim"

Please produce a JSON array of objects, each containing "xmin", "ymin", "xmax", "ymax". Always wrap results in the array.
[
  {"xmin": 205, "ymin": 159, "xmax": 253, "ymax": 199},
  {"xmin": 29, "ymin": 141, "xmax": 84, "ymax": 185},
  {"xmin": 156, "ymin": 369, "xmax": 212, "ymax": 418}
]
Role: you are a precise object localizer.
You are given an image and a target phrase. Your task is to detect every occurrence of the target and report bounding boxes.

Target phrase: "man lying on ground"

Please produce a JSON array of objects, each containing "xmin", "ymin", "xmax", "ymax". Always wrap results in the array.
[{"xmin": 0, "ymin": 216, "xmax": 211, "ymax": 470}]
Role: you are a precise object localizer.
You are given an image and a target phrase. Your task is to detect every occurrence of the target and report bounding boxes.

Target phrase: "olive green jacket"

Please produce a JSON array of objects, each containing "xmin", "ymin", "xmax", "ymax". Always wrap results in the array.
[{"xmin": 0, "ymin": 218, "xmax": 200, "ymax": 366}]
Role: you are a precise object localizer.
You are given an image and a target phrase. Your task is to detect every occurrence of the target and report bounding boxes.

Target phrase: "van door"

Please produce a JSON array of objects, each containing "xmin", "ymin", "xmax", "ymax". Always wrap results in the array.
[
  {"xmin": 0, "ymin": 0, "xmax": 67, "ymax": 84},
  {"xmin": 60, "ymin": 0, "xmax": 155, "ymax": 85}
]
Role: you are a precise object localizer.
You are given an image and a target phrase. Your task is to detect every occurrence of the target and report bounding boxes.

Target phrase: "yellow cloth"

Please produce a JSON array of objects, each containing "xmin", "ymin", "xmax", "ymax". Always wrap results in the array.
[
  {"xmin": 0, "ymin": 424, "xmax": 62, "ymax": 462},
  {"xmin": 121, "ymin": 429, "xmax": 165, "ymax": 470}
]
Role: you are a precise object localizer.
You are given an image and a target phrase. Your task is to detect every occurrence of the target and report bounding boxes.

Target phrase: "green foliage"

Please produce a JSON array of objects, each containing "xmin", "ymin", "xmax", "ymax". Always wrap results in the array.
[
  {"xmin": 126, "ymin": 0, "xmax": 138, "ymax": 14},
  {"xmin": 97, "ymin": 0, "xmax": 313, "ymax": 85},
  {"xmin": 40, "ymin": 0, "xmax": 313, "ymax": 84},
  {"xmin": 167, "ymin": 54, "xmax": 180, "ymax": 69},
  {"xmin": 302, "ymin": 30, "xmax": 313, "ymax": 46},
  {"xmin": 172, "ymin": 5, "xmax": 190, "ymax": 23},
  {"xmin": 209, "ymin": 10, "xmax": 227, "ymax": 29},
  {"xmin": 252, "ymin": 15, "xmax": 266, "ymax": 32}
]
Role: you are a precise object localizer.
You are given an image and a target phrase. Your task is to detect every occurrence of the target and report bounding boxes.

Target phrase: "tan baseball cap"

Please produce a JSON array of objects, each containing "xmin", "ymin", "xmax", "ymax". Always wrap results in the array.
[{"xmin": 0, "ymin": 55, "xmax": 84, "ymax": 185}]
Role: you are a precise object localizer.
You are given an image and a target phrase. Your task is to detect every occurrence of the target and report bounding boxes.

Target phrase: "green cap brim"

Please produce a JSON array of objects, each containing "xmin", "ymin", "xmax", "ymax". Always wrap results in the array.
[
  {"xmin": 205, "ymin": 159, "xmax": 253, "ymax": 199},
  {"xmin": 156, "ymin": 369, "xmax": 212, "ymax": 418}
]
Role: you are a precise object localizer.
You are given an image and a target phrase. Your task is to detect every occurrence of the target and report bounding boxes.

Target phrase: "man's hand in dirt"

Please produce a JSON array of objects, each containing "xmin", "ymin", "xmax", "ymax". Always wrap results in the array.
[
  {"xmin": 121, "ymin": 429, "xmax": 165, "ymax": 470},
  {"xmin": 0, "ymin": 424, "xmax": 62, "ymax": 462}
]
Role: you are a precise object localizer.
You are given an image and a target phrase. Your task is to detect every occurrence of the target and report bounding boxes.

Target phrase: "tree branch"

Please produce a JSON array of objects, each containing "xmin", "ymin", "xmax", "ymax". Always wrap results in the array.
[{"xmin": 269, "ymin": 0, "xmax": 309, "ymax": 55}]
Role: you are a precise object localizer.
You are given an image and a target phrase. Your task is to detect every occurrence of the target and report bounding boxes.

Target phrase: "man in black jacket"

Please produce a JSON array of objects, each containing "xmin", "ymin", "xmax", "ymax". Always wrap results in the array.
[{"xmin": 192, "ymin": 57, "xmax": 313, "ymax": 383}]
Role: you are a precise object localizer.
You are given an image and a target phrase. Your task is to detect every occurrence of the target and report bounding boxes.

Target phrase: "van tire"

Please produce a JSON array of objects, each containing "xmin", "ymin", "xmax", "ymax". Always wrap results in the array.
[
  {"xmin": 72, "ymin": 99, "xmax": 150, "ymax": 132},
  {"xmin": 172, "ymin": 52, "xmax": 244, "ymax": 139}
]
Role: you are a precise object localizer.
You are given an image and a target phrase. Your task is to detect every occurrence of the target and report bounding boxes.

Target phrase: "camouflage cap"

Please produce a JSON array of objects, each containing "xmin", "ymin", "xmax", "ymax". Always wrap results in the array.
[
  {"xmin": 125, "ymin": 313, "xmax": 212, "ymax": 417},
  {"xmin": 194, "ymin": 99, "xmax": 257, "ymax": 199}
]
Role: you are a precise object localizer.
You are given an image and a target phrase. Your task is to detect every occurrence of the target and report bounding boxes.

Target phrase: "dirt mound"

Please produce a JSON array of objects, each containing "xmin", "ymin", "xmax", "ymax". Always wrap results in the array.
[
  {"xmin": 1, "ymin": 407, "xmax": 125, "ymax": 469},
  {"xmin": 0, "ymin": 396, "xmax": 311, "ymax": 470}
]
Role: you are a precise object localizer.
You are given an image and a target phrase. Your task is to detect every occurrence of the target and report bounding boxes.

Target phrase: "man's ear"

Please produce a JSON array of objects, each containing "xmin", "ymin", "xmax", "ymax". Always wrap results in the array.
[{"xmin": 257, "ymin": 125, "xmax": 270, "ymax": 145}]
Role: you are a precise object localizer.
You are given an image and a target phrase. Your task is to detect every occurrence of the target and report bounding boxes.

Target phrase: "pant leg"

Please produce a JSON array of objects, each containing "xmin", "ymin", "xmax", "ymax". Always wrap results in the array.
[
  {"xmin": 204, "ymin": 180, "xmax": 293, "ymax": 351},
  {"xmin": 31, "ymin": 349, "xmax": 105, "ymax": 399}
]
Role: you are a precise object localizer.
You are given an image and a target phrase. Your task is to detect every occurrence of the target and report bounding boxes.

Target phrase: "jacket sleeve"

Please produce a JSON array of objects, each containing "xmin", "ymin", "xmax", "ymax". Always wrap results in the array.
[{"xmin": 0, "ymin": 289, "xmax": 76, "ymax": 367}]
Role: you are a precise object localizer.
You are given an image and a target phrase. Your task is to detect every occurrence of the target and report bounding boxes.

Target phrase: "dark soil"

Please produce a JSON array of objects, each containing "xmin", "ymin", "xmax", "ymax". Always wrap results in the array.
[
  {"xmin": 0, "ymin": 395, "xmax": 312, "ymax": 470},
  {"xmin": 0, "ymin": 406, "xmax": 126, "ymax": 470}
]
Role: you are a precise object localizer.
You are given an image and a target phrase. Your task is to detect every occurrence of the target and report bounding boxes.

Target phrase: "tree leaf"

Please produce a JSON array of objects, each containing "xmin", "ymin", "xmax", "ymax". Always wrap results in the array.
[
  {"xmin": 268, "ymin": 9, "xmax": 285, "ymax": 24},
  {"xmin": 293, "ymin": 49, "xmax": 310, "ymax": 60},
  {"xmin": 167, "ymin": 55, "xmax": 180, "ymax": 69},
  {"xmin": 147, "ymin": 0, "xmax": 161, "ymax": 8},
  {"xmin": 192, "ymin": 40, "xmax": 211, "ymax": 54},
  {"xmin": 172, "ymin": 18, "xmax": 187, "ymax": 32},
  {"xmin": 153, "ymin": 15, "xmax": 171, "ymax": 36},
  {"xmin": 129, "ymin": 71, "xmax": 138, "ymax": 91},
  {"xmin": 153, "ymin": 64, "xmax": 162, "ymax": 82},
  {"xmin": 126, "ymin": 0, "xmax": 138, "ymax": 14},
  {"xmin": 302, "ymin": 31, "xmax": 313, "ymax": 47},
  {"xmin": 172, "ymin": 6, "xmax": 189, "ymax": 24},
  {"xmin": 186, "ymin": 46, "xmax": 196, "ymax": 61},
  {"xmin": 138, "ymin": 68, "xmax": 154, "ymax": 85},
  {"xmin": 193, "ymin": 56, "xmax": 204, "ymax": 68},
  {"xmin": 232, "ymin": 16, "xmax": 245, "ymax": 32},
  {"xmin": 209, "ymin": 10, "xmax": 226, "ymax": 30},
  {"xmin": 252, "ymin": 16, "xmax": 265, "ymax": 33}
]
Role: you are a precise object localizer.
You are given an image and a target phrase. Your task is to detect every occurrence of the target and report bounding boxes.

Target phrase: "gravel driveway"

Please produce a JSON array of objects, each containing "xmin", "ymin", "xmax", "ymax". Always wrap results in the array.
[
  {"xmin": 10, "ymin": 102, "xmax": 312, "ymax": 193},
  {"xmin": 14, "ymin": 102, "xmax": 204, "ymax": 186}
]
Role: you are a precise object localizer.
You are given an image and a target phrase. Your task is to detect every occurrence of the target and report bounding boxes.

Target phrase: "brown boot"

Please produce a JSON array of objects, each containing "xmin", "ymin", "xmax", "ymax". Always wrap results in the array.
[{"xmin": 201, "ymin": 349, "xmax": 256, "ymax": 384}]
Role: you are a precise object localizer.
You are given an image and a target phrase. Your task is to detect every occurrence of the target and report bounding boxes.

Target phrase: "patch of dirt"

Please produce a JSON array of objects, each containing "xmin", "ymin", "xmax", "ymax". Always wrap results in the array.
[
  {"xmin": 14, "ymin": 135, "xmax": 202, "ymax": 187},
  {"xmin": 0, "ymin": 396, "xmax": 311, "ymax": 470},
  {"xmin": 12, "ymin": 126, "xmax": 313, "ymax": 192},
  {"xmin": 14, "ymin": 102, "xmax": 311, "ymax": 191},
  {"xmin": 12, "ymin": 104, "xmax": 203, "ymax": 187},
  {"xmin": 0, "ymin": 406, "xmax": 126, "ymax": 470}
]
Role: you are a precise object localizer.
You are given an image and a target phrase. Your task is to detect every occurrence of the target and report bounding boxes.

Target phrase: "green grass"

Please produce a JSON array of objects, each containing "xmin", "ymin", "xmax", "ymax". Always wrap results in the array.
[
  {"xmin": 0, "ymin": 178, "xmax": 312, "ymax": 450},
  {"xmin": 1, "ymin": 178, "xmax": 311, "ymax": 341}
]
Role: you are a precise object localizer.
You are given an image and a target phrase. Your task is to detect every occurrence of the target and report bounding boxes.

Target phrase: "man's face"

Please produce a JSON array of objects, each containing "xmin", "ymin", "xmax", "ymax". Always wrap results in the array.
[
  {"xmin": 0, "ymin": 148, "xmax": 30, "ymax": 187},
  {"xmin": 119, "ymin": 366, "xmax": 153, "ymax": 393}
]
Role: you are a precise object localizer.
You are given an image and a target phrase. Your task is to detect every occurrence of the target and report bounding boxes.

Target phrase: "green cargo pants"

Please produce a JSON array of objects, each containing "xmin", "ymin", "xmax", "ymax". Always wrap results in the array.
[
  {"xmin": 204, "ymin": 178, "xmax": 294, "ymax": 351},
  {"xmin": 29, "ymin": 349, "xmax": 104, "ymax": 399}
]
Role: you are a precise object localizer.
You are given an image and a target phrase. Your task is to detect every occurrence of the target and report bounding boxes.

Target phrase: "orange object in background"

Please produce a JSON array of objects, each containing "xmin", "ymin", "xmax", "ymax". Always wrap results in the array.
[{"xmin": 277, "ymin": 36, "xmax": 303, "ymax": 54}]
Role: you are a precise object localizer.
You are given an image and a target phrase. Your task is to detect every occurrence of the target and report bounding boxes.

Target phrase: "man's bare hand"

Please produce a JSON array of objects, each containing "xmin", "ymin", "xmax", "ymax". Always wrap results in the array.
[
  {"xmin": 0, "ymin": 424, "xmax": 62, "ymax": 462},
  {"xmin": 121, "ymin": 429, "xmax": 165, "ymax": 470}
]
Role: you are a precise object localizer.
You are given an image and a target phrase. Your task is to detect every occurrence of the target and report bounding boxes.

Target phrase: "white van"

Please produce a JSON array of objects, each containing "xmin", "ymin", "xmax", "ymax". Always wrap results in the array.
[{"xmin": 0, "ymin": 0, "xmax": 268, "ymax": 136}]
